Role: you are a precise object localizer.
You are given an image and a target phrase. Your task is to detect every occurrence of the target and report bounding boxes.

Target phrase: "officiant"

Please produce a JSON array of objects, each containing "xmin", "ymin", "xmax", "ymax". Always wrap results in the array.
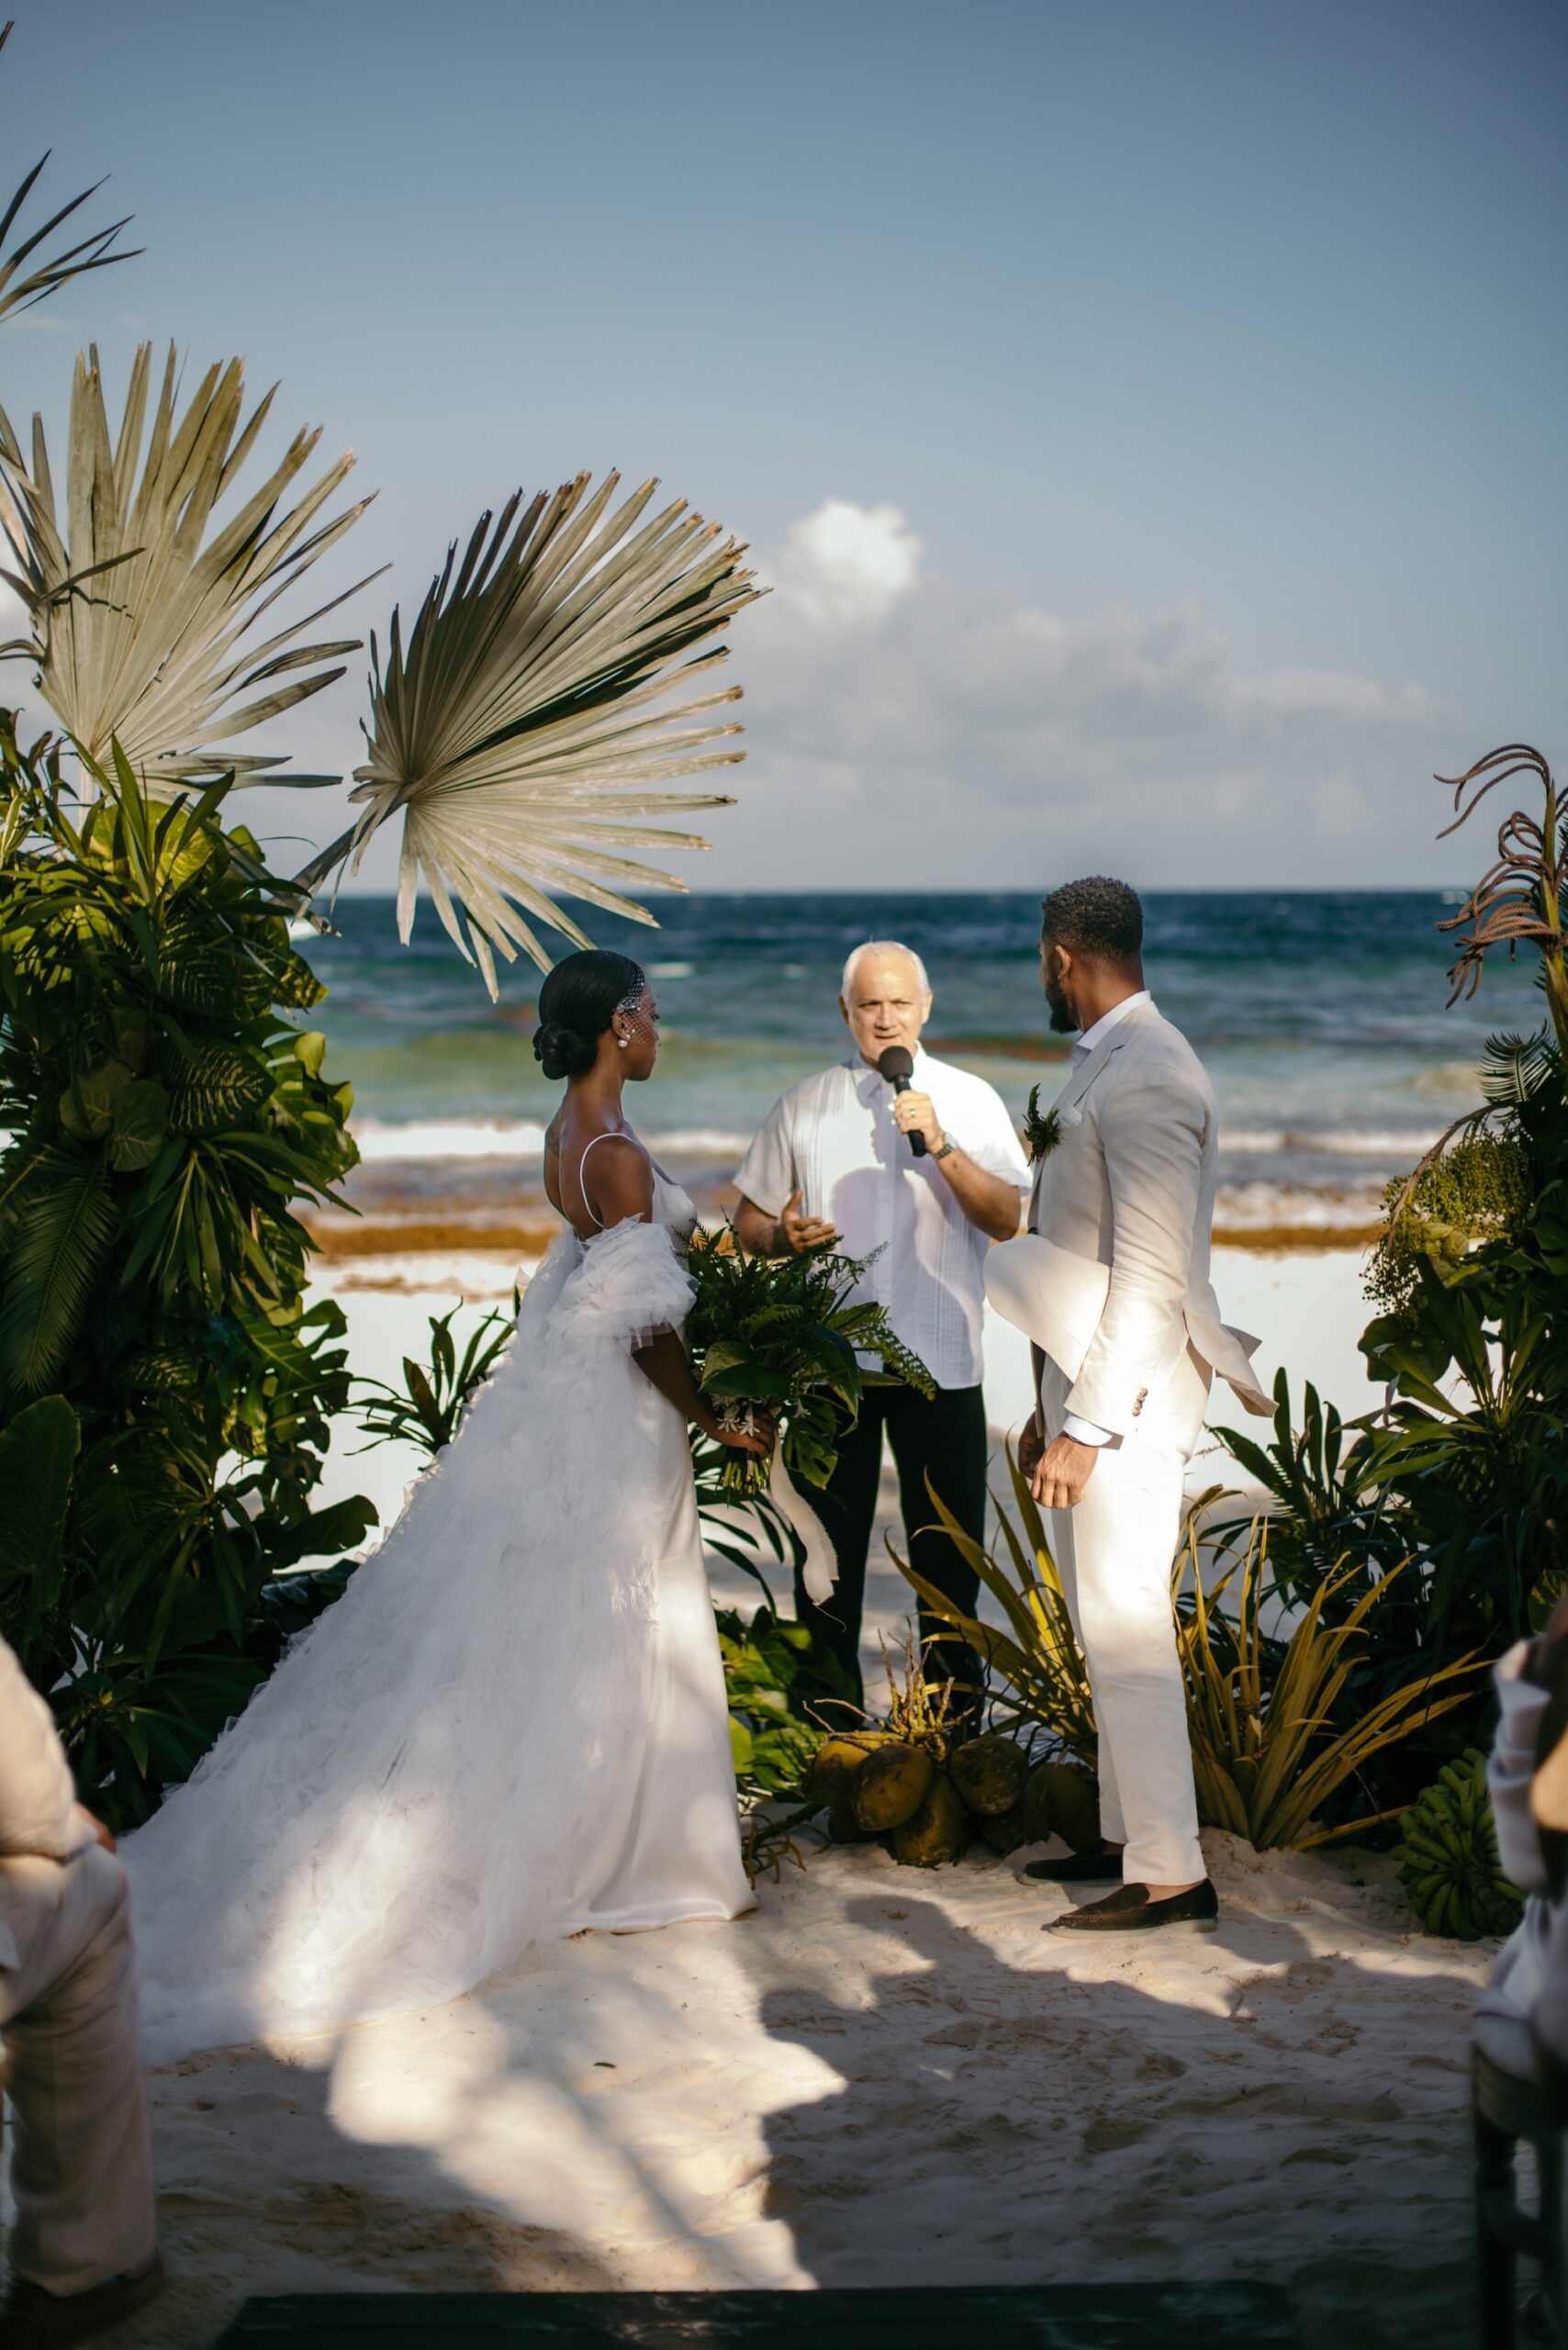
[{"xmin": 733, "ymin": 943, "xmax": 1028, "ymax": 1708}]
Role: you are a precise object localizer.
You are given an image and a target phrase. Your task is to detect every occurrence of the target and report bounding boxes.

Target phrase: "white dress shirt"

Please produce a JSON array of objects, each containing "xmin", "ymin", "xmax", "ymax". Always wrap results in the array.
[
  {"xmin": 734, "ymin": 1046, "xmax": 1028, "ymax": 1391},
  {"xmin": 1060, "ymin": 991, "xmax": 1152, "ymax": 1448}
]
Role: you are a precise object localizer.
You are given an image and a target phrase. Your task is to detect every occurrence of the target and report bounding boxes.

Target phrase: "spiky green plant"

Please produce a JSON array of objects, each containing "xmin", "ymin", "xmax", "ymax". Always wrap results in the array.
[
  {"xmin": 901, "ymin": 1456, "xmax": 1483, "ymax": 1850},
  {"xmin": 897, "ymin": 1449, "xmax": 1098, "ymax": 1762},
  {"xmin": 353, "ymin": 1295, "xmax": 517, "ymax": 1460}
]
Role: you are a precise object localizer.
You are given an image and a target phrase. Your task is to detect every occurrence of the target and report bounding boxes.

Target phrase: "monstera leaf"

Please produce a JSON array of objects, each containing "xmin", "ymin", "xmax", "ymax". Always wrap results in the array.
[
  {"xmin": 0, "ymin": 342, "xmax": 379, "ymax": 790},
  {"xmin": 307, "ymin": 472, "xmax": 762, "ymax": 993}
]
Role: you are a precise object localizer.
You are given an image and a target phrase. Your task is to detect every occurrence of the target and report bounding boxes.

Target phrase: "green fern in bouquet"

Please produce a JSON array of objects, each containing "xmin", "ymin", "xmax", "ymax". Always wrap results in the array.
[{"xmin": 686, "ymin": 1228, "xmax": 933, "ymax": 1496}]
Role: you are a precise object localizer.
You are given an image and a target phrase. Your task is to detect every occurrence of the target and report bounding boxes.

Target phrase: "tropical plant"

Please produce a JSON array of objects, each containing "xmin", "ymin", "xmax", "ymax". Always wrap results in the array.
[
  {"xmin": 719, "ymin": 1604, "xmax": 857, "ymax": 1800},
  {"xmin": 1173, "ymin": 1509, "xmax": 1479, "ymax": 1850},
  {"xmin": 353, "ymin": 1296, "xmax": 516, "ymax": 1459},
  {"xmin": 1210, "ymin": 747, "xmax": 1568, "ymax": 1807},
  {"xmin": 0, "ymin": 344, "xmax": 378, "ymax": 789},
  {"xmin": 896, "ymin": 1449, "xmax": 1098, "ymax": 1764},
  {"xmin": 0, "ymin": 713, "xmax": 375, "ymax": 1823},
  {"xmin": 1362, "ymin": 1130, "xmax": 1532, "ymax": 1318},
  {"xmin": 690, "ymin": 1422, "xmax": 805, "ymax": 1605},
  {"xmin": 1211, "ymin": 1369, "xmax": 1389, "ymax": 1603},
  {"xmin": 900, "ymin": 1455, "xmax": 1480, "ymax": 1851},
  {"xmin": 685, "ymin": 1227, "xmax": 935, "ymax": 1496},
  {"xmin": 1397, "ymin": 1748, "xmax": 1523, "ymax": 1942},
  {"xmin": 0, "ymin": 21, "xmax": 140, "ymax": 326}
]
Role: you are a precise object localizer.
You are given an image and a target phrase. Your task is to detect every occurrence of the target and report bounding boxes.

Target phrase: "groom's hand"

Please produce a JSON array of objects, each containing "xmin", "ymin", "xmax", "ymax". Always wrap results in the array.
[
  {"xmin": 1032, "ymin": 1433, "xmax": 1098, "ymax": 1511},
  {"xmin": 1018, "ymin": 1411, "xmax": 1045, "ymax": 1479}
]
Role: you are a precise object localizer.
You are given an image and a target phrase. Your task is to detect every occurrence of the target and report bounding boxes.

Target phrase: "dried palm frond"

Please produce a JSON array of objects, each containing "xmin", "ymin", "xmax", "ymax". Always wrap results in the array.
[
  {"xmin": 1437, "ymin": 743, "xmax": 1568, "ymax": 1055},
  {"xmin": 0, "ymin": 21, "xmax": 140, "ymax": 324},
  {"xmin": 0, "ymin": 342, "xmax": 380, "ymax": 791},
  {"xmin": 310, "ymin": 472, "xmax": 761, "ymax": 993}
]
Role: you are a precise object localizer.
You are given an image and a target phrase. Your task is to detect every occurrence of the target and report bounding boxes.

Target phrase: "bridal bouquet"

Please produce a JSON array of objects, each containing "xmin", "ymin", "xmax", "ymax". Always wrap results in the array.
[{"xmin": 686, "ymin": 1228, "xmax": 934, "ymax": 1499}]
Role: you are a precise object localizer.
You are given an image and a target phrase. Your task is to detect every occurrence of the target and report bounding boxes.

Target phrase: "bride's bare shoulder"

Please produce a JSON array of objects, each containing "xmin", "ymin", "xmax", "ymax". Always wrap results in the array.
[{"xmin": 552, "ymin": 1120, "xmax": 653, "ymax": 1233}]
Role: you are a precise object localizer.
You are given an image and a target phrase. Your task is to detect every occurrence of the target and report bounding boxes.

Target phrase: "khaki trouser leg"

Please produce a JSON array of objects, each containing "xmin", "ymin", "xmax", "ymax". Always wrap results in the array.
[{"xmin": 0, "ymin": 1846, "xmax": 156, "ymax": 2296}]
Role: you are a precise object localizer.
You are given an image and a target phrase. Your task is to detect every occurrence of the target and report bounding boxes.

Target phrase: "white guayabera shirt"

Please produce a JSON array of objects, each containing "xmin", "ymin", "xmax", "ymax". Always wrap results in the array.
[{"xmin": 734, "ymin": 1047, "xmax": 1029, "ymax": 1392}]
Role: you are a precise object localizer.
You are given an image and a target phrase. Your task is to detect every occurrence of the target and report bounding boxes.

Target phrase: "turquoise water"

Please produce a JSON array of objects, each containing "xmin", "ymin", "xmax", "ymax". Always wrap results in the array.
[{"xmin": 304, "ymin": 890, "xmax": 1540, "ymax": 1229}]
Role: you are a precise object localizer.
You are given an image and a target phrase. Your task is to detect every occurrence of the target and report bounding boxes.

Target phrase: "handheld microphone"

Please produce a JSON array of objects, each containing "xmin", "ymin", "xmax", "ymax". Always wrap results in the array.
[{"xmin": 877, "ymin": 1046, "xmax": 927, "ymax": 1157}]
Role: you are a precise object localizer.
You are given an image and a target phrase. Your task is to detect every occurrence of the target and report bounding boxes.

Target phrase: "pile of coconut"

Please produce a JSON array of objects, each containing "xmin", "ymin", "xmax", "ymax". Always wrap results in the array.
[{"xmin": 800, "ymin": 1684, "xmax": 1100, "ymax": 1869}]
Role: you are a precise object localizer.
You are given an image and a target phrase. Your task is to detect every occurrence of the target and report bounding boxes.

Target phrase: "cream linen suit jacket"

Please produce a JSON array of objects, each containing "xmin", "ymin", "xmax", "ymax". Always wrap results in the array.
[{"xmin": 1028, "ymin": 1001, "xmax": 1269, "ymax": 1439}]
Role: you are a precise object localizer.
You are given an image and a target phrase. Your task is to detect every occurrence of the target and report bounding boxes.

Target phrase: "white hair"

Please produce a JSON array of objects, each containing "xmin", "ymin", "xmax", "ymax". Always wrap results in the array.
[{"xmin": 840, "ymin": 939, "xmax": 932, "ymax": 1001}]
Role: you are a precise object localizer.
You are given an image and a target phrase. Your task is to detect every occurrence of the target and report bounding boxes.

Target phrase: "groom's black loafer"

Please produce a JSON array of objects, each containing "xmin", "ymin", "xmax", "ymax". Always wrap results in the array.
[
  {"xmin": 1021, "ymin": 1841, "xmax": 1122, "ymax": 1885},
  {"xmin": 1044, "ymin": 1879, "xmax": 1219, "ymax": 1935}
]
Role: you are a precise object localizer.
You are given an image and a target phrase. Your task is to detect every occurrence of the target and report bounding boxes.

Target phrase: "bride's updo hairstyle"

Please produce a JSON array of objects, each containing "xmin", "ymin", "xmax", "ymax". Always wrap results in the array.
[{"xmin": 532, "ymin": 949, "xmax": 647, "ymax": 1081}]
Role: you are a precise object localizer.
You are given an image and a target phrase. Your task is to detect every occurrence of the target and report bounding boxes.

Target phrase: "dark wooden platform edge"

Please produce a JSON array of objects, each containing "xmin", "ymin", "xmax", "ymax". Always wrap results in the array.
[{"xmin": 216, "ymin": 2281, "xmax": 1296, "ymax": 2349}]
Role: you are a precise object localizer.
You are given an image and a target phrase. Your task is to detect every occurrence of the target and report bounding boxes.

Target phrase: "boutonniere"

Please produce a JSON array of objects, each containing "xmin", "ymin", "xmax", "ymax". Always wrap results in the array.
[{"xmin": 1022, "ymin": 1083, "xmax": 1062, "ymax": 1164}]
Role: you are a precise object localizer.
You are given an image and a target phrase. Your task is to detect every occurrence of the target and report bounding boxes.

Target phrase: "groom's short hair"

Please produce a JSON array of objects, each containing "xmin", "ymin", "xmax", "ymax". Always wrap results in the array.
[{"xmin": 1040, "ymin": 876, "xmax": 1143, "ymax": 966}]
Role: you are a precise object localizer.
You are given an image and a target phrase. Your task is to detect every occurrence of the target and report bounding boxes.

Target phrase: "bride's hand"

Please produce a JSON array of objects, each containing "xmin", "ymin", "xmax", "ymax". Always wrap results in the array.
[{"xmin": 702, "ymin": 1405, "xmax": 776, "ymax": 1458}]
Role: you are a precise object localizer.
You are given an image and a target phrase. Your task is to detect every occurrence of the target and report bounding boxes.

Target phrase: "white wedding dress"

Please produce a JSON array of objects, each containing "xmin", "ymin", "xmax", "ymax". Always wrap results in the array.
[{"xmin": 124, "ymin": 1171, "xmax": 753, "ymax": 2064}]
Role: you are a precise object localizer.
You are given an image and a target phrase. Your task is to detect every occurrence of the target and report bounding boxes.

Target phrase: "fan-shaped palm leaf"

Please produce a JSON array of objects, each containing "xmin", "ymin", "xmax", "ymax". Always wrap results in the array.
[
  {"xmin": 0, "ymin": 21, "xmax": 140, "ymax": 324},
  {"xmin": 0, "ymin": 342, "xmax": 381, "ymax": 791},
  {"xmin": 311, "ymin": 472, "xmax": 761, "ymax": 992}
]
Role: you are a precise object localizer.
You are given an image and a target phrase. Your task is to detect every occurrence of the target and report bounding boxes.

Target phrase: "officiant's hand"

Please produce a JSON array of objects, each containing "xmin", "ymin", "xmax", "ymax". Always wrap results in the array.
[
  {"xmin": 893, "ymin": 1089, "xmax": 943, "ymax": 1152},
  {"xmin": 777, "ymin": 1187, "xmax": 839, "ymax": 1255},
  {"xmin": 1031, "ymin": 1433, "xmax": 1098, "ymax": 1510}
]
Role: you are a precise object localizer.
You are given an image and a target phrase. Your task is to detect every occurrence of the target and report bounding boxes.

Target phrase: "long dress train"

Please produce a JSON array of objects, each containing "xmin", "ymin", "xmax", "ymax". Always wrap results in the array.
[{"xmin": 123, "ymin": 1179, "xmax": 752, "ymax": 2063}]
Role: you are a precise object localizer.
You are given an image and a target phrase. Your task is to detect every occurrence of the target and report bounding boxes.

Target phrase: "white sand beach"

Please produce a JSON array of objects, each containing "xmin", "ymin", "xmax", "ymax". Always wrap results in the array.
[
  {"xmin": 129, "ymin": 1831, "xmax": 1486, "ymax": 2348},
  {"xmin": 85, "ymin": 1237, "xmax": 1496, "ymax": 2347}
]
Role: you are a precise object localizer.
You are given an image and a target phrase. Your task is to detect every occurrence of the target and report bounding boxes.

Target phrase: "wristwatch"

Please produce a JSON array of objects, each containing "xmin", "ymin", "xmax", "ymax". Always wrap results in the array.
[{"xmin": 931, "ymin": 1136, "xmax": 957, "ymax": 1160}]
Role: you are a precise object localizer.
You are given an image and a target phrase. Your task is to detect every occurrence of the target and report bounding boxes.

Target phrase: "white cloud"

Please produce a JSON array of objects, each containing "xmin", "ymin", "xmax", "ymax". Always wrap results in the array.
[
  {"xmin": 768, "ymin": 498, "xmax": 922, "ymax": 627},
  {"xmin": 719, "ymin": 500, "xmax": 1453, "ymax": 887}
]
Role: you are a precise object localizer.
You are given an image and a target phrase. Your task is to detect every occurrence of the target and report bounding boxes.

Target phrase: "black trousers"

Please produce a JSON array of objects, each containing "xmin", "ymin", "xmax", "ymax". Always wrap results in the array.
[{"xmin": 794, "ymin": 1382, "xmax": 988, "ymax": 1715}]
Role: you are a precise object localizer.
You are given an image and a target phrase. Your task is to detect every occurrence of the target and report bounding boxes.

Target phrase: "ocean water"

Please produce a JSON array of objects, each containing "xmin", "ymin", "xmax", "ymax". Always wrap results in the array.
[{"xmin": 303, "ymin": 890, "xmax": 1540, "ymax": 1238}]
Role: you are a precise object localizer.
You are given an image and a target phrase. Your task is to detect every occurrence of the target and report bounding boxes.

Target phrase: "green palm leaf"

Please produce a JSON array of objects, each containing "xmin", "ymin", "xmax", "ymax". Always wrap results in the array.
[
  {"xmin": 316, "ymin": 473, "xmax": 761, "ymax": 993},
  {"xmin": 0, "ymin": 1147, "xmax": 118, "ymax": 1399},
  {"xmin": 0, "ymin": 1393, "xmax": 79, "ymax": 1612},
  {"xmin": 0, "ymin": 343, "xmax": 380, "ymax": 791}
]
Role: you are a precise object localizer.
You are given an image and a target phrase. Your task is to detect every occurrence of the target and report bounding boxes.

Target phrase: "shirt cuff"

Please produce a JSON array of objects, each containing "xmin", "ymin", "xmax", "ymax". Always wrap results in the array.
[{"xmin": 1062, "ymin": 1412, "xmax": 1114, "ymax": 1448}]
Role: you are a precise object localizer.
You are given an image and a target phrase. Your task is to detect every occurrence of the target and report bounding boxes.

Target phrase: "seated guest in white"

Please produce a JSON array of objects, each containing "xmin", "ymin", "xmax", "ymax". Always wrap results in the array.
[
  {"xmin": 734, "ymin": 942, "xmax": 1027, "ymax": 1707},
  {"xmin": 0, "ymin": 1635, "xmax": 162, "ymax": 2347}
]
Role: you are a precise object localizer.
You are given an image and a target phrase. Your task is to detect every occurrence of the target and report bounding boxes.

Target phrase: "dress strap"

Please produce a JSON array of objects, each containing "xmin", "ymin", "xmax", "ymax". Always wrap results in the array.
[{"xmin": 577, "ymin": 1131, "xmax": 616, "ymax": 1228}]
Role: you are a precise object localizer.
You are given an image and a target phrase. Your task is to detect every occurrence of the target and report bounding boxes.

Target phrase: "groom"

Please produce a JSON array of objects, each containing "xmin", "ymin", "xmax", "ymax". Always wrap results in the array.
[{"xmin": 1017, "ymin": 876, "xmax": 1270, "ymax": 1936}]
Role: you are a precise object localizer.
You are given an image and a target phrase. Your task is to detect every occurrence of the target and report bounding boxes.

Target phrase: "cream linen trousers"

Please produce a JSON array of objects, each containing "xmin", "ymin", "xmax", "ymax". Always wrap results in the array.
[
  {"xmin": 0, "ymin": 1844, "xmax": 155, "ymax": 2295},
  {"xmin": 1038, "ymin": 1344, "xmax": 1209, "ymax": 1886}
]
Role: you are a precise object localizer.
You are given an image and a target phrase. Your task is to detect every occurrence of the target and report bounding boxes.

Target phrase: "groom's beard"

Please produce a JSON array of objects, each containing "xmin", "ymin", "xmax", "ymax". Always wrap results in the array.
[{"xmin": 1045, "ymin": 978, "xmax": 1077, "ymax": 1035}]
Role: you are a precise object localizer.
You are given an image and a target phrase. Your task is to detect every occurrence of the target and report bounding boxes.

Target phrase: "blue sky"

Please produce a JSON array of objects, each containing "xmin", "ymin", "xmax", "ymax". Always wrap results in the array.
[{"xmin": 2, "ymin": 0, "xmax": 1563, "ymax": 890}]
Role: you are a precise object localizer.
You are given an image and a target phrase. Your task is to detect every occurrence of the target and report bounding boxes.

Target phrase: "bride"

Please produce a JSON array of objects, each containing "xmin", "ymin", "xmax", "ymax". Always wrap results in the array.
[{"xmin": 124, "ymin": 948, "xmax": 766, "ymax": 2061}]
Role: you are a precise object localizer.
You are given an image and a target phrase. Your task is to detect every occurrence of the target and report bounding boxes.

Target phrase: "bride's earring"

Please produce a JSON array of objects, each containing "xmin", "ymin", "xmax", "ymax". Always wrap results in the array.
[{"xmin": 618, "ymin": 1033, "xmax": 630, "ymax": 1049}]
